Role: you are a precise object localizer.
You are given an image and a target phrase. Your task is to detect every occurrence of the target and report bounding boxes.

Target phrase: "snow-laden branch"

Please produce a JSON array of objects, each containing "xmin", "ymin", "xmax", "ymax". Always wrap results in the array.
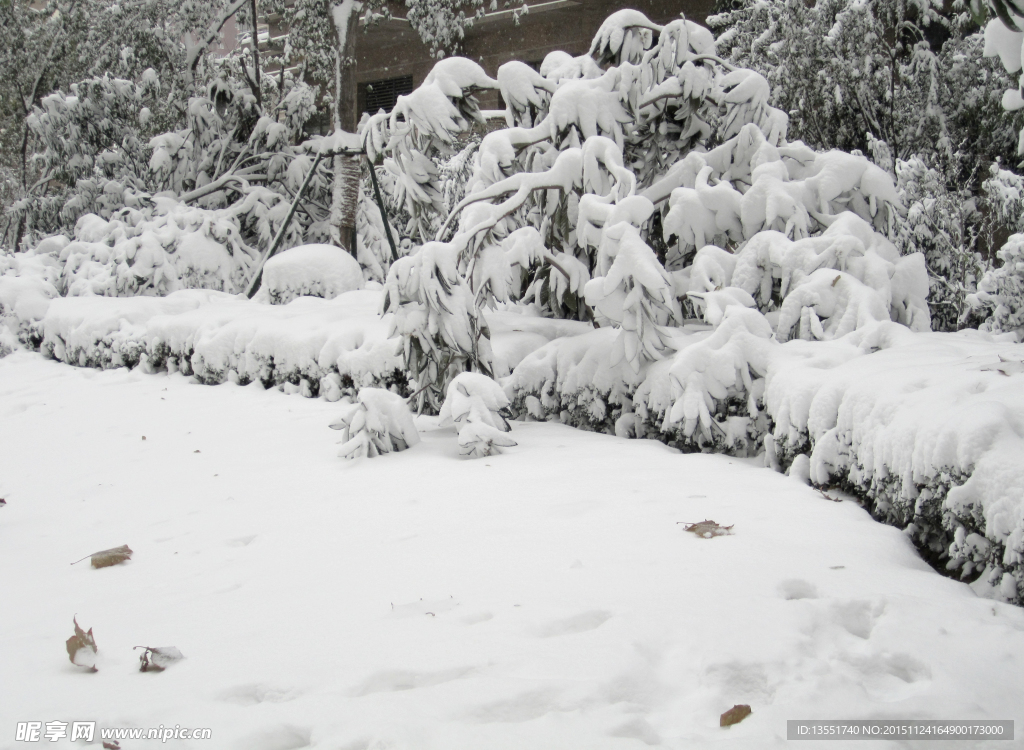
[{"xmin": 185, "ymin": 0, "xmax": 250, "ymax": 83}]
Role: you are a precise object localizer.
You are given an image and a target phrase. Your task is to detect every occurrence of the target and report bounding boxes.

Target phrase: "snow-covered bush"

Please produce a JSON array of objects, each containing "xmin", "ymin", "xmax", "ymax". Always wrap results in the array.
[
  {"xmin": 0, "ymin": 248, "xmax": 62, "ymax": 352},
  {"xmin": 439, "ymin": 371, "xmax": 517, "ymax": 457},
  {"xmin": 968, "ymin": 234, "xmax": 1024, "ymax": 333},
  {"xmin": 708, "ymin": 0, "xmax": 1024, "ymax": 334},
  {"xmin": 53, "ymin": 200, "xmax": 262, "ymax": 297},
  {"xmin": 329, "ymin": 387, "xmax": 420, "ymax": 459},
  {"xmin": 382, "ymin": 240, "xmax": 494, "ymax": 413},
  {"xmin": 892, "ymin": 155, "xmax": 990, "ymax": 331},
  {"xmin": 263, "ymin": 244, "xmax": 364, "ymax": 304},
  {"xmin": 964, "ymin": 10, "xmax": 1024, "ymax": 334}
]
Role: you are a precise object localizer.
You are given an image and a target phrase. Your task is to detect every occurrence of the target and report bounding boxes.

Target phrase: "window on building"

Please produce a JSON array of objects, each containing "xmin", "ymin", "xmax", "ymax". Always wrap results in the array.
[{"xmin": 360, "ymin": 75, "xmax": 415, "ymax": 115}]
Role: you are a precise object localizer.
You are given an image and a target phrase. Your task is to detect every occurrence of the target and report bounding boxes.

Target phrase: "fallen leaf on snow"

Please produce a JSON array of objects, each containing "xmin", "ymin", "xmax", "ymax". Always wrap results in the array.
[
  {"xmin": 679, "ymin": 520, "xmax": 733, "ymax": 538},
  {"xmin": 71, "ymin": 544, "xmax": 133, "ymax": 568},
  {"xmin": 135, "ymin": 645, "xmax": 184, "ymax": 672},
  {"xmin": 720, "ymin": 704, "xmax": 751, "ymax": 727},
  {"xmin": 66, "ymin": 617, "xmax": 98, "ymax": 671}
]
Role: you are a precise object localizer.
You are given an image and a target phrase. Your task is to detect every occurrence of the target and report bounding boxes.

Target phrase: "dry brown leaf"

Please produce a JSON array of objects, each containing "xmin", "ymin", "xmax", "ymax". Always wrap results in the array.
[
  {"xmin": 680, "ymin": 520, "xmax": 733, "ymax": 538},
  {"xmin": 720, "ymin": 704, "xmax": 752, "ymax": 727},
  {"xmin": 71, "ymin": 544, "xmax": 133, "ymax": 568},
  {"xmin": 135, "ymin": 645, "xmax": 184, "ymax": 672},
  {"xmin": 66, "ymin": 616, "xmax": 98, "ymax": 671}
]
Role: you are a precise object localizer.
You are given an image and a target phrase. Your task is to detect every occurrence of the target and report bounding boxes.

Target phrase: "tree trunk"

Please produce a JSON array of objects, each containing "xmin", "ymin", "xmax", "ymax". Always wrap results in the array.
[
  {"xmin": 249, "ymin": 0, "xmax": 262, "ymax": 108},
  {"xmin": 330, "ymin": 0, "xmax": 360, "ymax": 255}
]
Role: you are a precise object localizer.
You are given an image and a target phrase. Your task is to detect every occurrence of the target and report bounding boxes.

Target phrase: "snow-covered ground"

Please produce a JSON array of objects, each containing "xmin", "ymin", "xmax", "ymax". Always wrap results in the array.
[{"xmin": 1, "ymin": 351, "xmax": 1022, "ymax": 749}]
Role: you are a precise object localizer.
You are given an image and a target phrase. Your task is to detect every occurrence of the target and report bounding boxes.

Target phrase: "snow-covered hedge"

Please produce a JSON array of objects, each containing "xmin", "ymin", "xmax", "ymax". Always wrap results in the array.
[
  {"xmin": 766, "ymin": 323, "xmax": 1024, "ymax": 603},
  {"xmin": 36, "ymin": 290, "xmax": 405, "ymax": 399},
  {"xmin": 505, "ymin": 318, "xmax": 1024, "ymax": 604}
]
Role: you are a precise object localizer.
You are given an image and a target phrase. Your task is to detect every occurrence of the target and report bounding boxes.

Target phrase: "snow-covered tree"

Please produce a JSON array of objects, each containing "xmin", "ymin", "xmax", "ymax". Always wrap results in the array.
[
  {"xmin": 362, "ymin": 8, "xmax": 931, "ymax": 428},
  {"xmin": 708, "ymin": 0, "xmax": 1024, "ymax": 329}
]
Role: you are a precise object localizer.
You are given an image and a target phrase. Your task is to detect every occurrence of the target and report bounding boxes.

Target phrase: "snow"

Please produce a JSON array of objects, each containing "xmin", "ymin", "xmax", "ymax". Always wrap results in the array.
[
  {"xmin": 1, "ymin": 351, "xmax": 1023, "ymax": 748},
  {"xmin": 262, "ymin": 244, "xmax": 364, "ymax": 305}
]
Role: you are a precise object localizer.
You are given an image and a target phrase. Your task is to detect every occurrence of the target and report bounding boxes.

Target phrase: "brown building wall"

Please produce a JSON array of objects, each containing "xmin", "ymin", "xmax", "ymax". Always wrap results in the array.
[{"xmin": 353, "ymin": 1, "xmax": 716, "ymax": 115}]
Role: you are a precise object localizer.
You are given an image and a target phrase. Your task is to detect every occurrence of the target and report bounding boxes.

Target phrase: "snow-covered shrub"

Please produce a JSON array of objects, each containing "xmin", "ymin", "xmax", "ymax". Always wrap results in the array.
[
  {"xmin": 709, "ymin": 0, "xmax": 1024, "ymax": 336},
  {"xmin": 439, "ymin": 372, "xmax": 517, "ymax": 457},
  {"xmin": 382, "ymin": 240, "xmax": 494, "ymax": 413},
  {"xmin": 968, "ymin": 234, "xmax": 1024, "ymax": 334},
  {"xmin": 263, "ymin": 244, "xmax": 364, "ymax": 304},
  {"xmin": 634, "ymin": 307, "xmax": 774, "ymax": 453},
  {"xmin": 30, "ymin": 288, "xmax": 407, "ymax": 395},
  {"xmin": 55, "ymin": 201, "xmax": 260, "ymax": 297},
  {"xmin": 329, "ymin": 388, "xmax": 420, "ymax": 459},
  {"xmin": 967, "ymin": 13, "xmax": 1024, "ymax": 336},
  {"xmin": 359, "ymin": 9, "xmax": 927, "ymax": 438},
  {"xmin": 0, "ymin": 249, "xmax": 62, "ymax": 351},
  {"xmin": 893, "ymin": 156, "xmax": 988, "ymax": 331}
]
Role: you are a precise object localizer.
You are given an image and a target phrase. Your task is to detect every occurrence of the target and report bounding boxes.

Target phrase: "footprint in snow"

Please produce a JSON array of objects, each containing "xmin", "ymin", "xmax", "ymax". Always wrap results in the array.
[
  {"xmin": 832, "ymin": 599, "xmax": 885, "ymax": 639},
  {"xmin": 217, "ymin": 683, "xmax": 298, "ymax": 705},
  {"xmin": 702, "ymin": 661, "xmax": 774, "ymax": 704},
  {"xmin": 534, "ymin": 609, "xmax": 612, "ymax": 637},
  {"xmin": 608, "ymin": 717, "xmax": 662, "ymax": 746},
  {"xmin": 778, "ymin": 579, "xmax": 819, "ymax": 600},
  {"xmin": 226, "ymin": 534, "xmax": 258, "ymax": 547},
  {"xmin": 229, "ymin": 724, "xmax": 310, "ymax": 750},
  {"xmin": 349, "ymin": 666, "xmax": 476, "ymax": 696},
  {"xmin": 467, "ymin": 688, "xmax": 563, "ymax": 723},
  {"xmin": 842, "ymin": 651, "xmax": 932, "ymax": 701}
]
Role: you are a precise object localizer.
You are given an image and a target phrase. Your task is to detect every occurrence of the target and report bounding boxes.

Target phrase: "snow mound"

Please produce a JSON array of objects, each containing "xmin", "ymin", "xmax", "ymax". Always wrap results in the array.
[{"xmin": 263, "ymin": 244, "xmax": 365, "ymax": 305}]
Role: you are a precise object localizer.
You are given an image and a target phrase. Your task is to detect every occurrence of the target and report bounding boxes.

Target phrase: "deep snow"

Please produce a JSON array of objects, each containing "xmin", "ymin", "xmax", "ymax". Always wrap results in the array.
[{"xmin": 1, "ymin": 352, "xmax": 1023, "ymax": 749}]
